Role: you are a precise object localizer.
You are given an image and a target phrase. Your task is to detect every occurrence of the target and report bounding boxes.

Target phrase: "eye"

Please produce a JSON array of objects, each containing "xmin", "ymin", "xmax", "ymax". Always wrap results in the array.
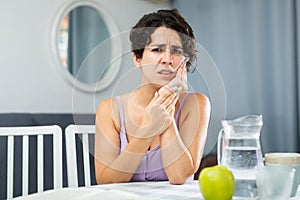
[
  {"xmin": 171, "ymin": 48, "xmax": 183, "ymax": 55},
  {"xmin": 151, "ymin": 48, "xmax": 163, "ymax": 52}
]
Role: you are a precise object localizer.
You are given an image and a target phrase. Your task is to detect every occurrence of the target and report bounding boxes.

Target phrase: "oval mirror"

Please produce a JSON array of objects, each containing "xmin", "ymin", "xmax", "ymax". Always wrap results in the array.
[{"xmin": 53, "ymin": 1, "xmax": 121, "ymax": 92}]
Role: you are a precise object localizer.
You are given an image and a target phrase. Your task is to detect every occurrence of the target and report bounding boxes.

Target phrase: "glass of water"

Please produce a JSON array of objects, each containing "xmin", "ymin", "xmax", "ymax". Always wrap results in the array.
[{"xmin": 256, "ymin": 166, "xmax": 295, "ymax": 200}]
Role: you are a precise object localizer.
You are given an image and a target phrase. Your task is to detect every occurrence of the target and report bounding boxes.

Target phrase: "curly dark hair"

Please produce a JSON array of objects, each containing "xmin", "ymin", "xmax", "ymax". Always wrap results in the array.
[{"xmin": 129, "ymin": 9, "xmax": 196, "ymax": 72}]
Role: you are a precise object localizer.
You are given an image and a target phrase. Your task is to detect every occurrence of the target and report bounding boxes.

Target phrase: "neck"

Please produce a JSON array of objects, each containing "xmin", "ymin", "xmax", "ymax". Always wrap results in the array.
[{"xmin": 129, "ymin": 84, "xmax": 161, "ymax": 107}]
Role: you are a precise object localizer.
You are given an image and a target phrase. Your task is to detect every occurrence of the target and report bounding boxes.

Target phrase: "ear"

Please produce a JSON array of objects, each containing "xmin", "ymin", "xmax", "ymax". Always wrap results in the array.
[{"xmin": 132, "ymin": 53, "xmax": 142, "ymax": 68}]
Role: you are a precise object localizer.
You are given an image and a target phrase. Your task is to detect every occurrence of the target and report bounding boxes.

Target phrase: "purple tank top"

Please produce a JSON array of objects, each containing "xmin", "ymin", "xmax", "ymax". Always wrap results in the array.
[{"xmin": 115, "ymin": 93, "xmax": 189, "ymax": 181}]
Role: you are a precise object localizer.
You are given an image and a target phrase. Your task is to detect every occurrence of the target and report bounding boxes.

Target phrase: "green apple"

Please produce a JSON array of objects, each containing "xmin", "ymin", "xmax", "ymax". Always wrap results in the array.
[{"xmin": 198, "ymin": 165, "xmax": 235, "ymax": 200}]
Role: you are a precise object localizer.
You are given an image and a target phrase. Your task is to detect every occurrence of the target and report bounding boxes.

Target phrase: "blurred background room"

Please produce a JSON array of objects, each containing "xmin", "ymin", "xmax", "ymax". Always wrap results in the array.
[{"xmin": 0, "ymin": 0, "xmax": 299, "ymax": 198}]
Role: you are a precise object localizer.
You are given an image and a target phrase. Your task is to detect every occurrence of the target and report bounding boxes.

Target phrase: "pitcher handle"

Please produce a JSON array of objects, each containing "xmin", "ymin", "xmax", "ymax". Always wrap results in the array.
[{"xmin": 217, "ymin": 129, "xmax": 225, "ymax": 165}]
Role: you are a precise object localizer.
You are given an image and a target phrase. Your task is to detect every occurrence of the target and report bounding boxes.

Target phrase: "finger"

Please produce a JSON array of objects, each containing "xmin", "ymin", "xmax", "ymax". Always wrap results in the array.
[
  {"xmin": 152, "ymin": 88, "xmax": 173, "ymax": 105},
  {"xmin": 176, "ymin": 66, "xmax": 182, "ymax": 75},
  {"xmin": 177, "ymin": 87, "xmax": 183, "ymax": 93},
  {"xmin": 158, "ymin": 86, "xmax": 174, "ymax": 97},
  {"xmin": 165, "ymin": 96, "xmax": 178, "ymax": 114},
  {"xmin": 183, "ymin": 57, "xmax": 187, "ymax": 68},
  {"xmin": 174, "ymin": 57, "xmax": 185, "ymax": 72},
  {"xmin": 148, "ymin": 91, "xmax": 160, "ymax": 106},
  {"xmin": 178, "ymin": 67, "xmax": 185, "ymax": 81},
  {"xmin": 166, "ymin": 105, "xmax": 175, "ymax": 117},
  {"xmin": 164, "ymin": 93, "xmax": 178, "ymax": 109},
  {"xmin": 161, "ymin": 93, "xmax": 177, "ymax": 108},
  {"xmin": 179, "ymin": 67, "xmax": 187, "ymax": 89},
  {"xmin": 182, "ymin": 65, "xmax": 187, "ymax": 76}
]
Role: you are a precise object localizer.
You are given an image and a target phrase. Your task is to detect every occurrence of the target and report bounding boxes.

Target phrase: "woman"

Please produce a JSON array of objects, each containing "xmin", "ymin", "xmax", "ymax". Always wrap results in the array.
[{"xmin": 94, "ymin": 9, "xmax": 210, "ymax": 185}]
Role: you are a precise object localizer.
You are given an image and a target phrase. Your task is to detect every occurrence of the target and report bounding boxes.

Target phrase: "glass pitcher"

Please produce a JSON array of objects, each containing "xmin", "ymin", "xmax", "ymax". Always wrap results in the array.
[{"xmin": 217, "ymin": 115, "xmax": 264, "ymax": 200}]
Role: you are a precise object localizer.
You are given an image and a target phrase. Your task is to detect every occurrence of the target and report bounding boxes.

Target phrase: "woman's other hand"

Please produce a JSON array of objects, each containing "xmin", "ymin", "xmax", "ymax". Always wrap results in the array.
[{"xmin": 139, "ymin": 87, "xmax": 178, "ymax": 139}]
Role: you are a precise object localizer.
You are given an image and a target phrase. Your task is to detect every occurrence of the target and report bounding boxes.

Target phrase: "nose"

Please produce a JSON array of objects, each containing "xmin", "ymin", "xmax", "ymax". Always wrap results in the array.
[{"xmin": 160, "ymin": 50, "xmax": 173, "ymax": 66}]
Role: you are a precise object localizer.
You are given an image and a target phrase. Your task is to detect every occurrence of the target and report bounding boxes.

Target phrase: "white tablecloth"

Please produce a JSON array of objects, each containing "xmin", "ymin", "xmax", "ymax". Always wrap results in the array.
[
  {"xmin": 14, "ymin": 181, "xmax": 202, "ymax": 200},
  {"xmin": 14, "ymin": 180, "xmax": 300, "ymax": 200}
]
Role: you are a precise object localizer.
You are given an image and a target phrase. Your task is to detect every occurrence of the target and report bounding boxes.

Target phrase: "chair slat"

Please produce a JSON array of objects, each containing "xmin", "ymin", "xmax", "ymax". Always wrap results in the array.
[
  {"xmin": 82, "ymin": 133, "xmax": 91, "ymax": 187},
  {"xmin": 37, "ymin": 134, "xmax": 44, "ymax": 192},
  {"xmin": 7, "ymin": 136, "xmax": 14, "ymax": 199},
  {"xmin": 53, "ymin": 131, "xmax": 62, "ymax": 189},
  {"xmin": 65, "ymin": 127, "xmax": 78, "ymax": 187},
  {"xmin": 22, "ymin": 135, "xmax": 29, "ymax": 196}
]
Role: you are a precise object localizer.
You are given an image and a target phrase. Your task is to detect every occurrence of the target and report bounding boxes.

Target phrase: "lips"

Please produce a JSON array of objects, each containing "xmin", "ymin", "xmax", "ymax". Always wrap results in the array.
[
  {"xmin": 157, "ymin": 69, "xmax": 175, "ymax": 80},
  {"xmin": 158, "ymin": 69, "xmax": 175, "ymax": 75}
]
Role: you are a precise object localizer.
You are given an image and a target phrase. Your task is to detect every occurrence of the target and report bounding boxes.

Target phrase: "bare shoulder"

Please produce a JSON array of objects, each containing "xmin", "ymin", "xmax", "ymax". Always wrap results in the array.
[
  {"xmin": 96, "ymin": 97, "xmax": 120, "ymax": 129},
  {"xmin": 185, "ymin": 92, "xmax": 211, "ymax": 111},
  {"xmin": 96, "ymin": 98, "xmax": 116, "ymax": 116},
  {"xmin": 178, "ymin": 92, "xmax": 211, "ymax": 132}
]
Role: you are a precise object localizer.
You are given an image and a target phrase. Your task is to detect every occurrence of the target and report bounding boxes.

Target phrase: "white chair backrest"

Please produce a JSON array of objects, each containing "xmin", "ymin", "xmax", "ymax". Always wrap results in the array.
[
  {"xmin": 0, "ymin": 125, "xmax": 62, "ymax": 199},
  {"xmin": 65, "ymin": 124, "xmax": 95, "ymax": 188}
]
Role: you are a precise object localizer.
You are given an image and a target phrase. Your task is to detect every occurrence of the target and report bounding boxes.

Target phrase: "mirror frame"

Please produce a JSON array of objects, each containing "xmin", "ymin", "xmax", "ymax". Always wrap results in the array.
[{"xmin": 52, "ymin": 1, "xmax": 122, "ymax": 93}]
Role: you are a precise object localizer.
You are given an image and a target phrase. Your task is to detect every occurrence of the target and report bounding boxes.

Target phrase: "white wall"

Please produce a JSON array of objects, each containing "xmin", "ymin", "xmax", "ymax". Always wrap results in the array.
[{"xmin": 0, "ymin": 0, "xmax": 171, "ymax": 113}]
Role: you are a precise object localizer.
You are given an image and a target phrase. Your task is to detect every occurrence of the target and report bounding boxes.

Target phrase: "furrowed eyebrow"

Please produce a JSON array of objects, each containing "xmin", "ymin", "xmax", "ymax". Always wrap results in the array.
[
  {"xmin": 148, "ymin": 44, "xmax": 183, "ymax": 49},
  {"xmin": 171, "ymin": 45, "xmax": 183, "ymax": 50},
  {"xmin": 148, "ymin": 44, "xmax": 165, "ymax": 48}
]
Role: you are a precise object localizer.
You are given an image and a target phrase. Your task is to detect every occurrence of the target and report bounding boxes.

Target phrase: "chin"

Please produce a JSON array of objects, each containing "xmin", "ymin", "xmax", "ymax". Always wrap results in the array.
[
  {"xmin": 151, "ymin": 82, "xmax": 167, "ymax": 88},
  {"xmin": 159, "ymin": 80, "xmax": 171, "ymax": 86}
]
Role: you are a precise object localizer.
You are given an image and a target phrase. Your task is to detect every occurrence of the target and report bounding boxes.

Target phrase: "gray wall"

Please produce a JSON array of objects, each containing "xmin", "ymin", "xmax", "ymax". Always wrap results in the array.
[
  {"xmin": 0, "ymin": 0, "xmax": 171, "ymax": 113},
  {"xmin": 173, "ymin": 0, "xmax": 300, "ymax": 153}
]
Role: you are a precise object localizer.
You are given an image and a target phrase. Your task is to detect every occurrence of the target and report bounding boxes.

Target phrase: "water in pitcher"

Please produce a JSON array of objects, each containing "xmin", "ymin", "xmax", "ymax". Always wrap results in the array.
[{"xmin": 223, "ymin": 142, "xmax": 263, "ymax": 199}]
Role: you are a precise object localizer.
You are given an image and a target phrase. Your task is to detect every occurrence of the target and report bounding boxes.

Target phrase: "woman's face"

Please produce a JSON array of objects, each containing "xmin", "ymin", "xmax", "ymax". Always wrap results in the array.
[{"xmin": 134, "ymin": 27, "xmax": 185, "ymax": 87}]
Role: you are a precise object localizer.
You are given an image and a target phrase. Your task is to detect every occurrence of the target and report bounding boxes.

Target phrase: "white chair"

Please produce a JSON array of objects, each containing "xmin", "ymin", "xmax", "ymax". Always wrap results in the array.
[
  {"xmin": 65, "ymin": 124, "xmax": 95, "ymax": 187},
  {"xmin": 0, "ymin": 125, "xmax": 63, "ymax": 199}
]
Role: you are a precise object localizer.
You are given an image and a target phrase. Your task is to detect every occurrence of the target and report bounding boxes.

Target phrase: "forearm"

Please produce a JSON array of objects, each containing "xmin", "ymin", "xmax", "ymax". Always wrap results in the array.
[
  {"xmin": 97, "ymin": 136, "xmax": 153, "ymax": 184},
  {"xmin": 160, "ymin": 120, "xmax": 196, "ymax": 184}
]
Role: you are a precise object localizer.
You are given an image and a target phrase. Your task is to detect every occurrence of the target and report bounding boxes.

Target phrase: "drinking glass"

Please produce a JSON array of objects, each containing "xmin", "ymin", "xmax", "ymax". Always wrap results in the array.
[{"xmin": 256, "ymin": 166, "xmax": 295, "ymax": 200}]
